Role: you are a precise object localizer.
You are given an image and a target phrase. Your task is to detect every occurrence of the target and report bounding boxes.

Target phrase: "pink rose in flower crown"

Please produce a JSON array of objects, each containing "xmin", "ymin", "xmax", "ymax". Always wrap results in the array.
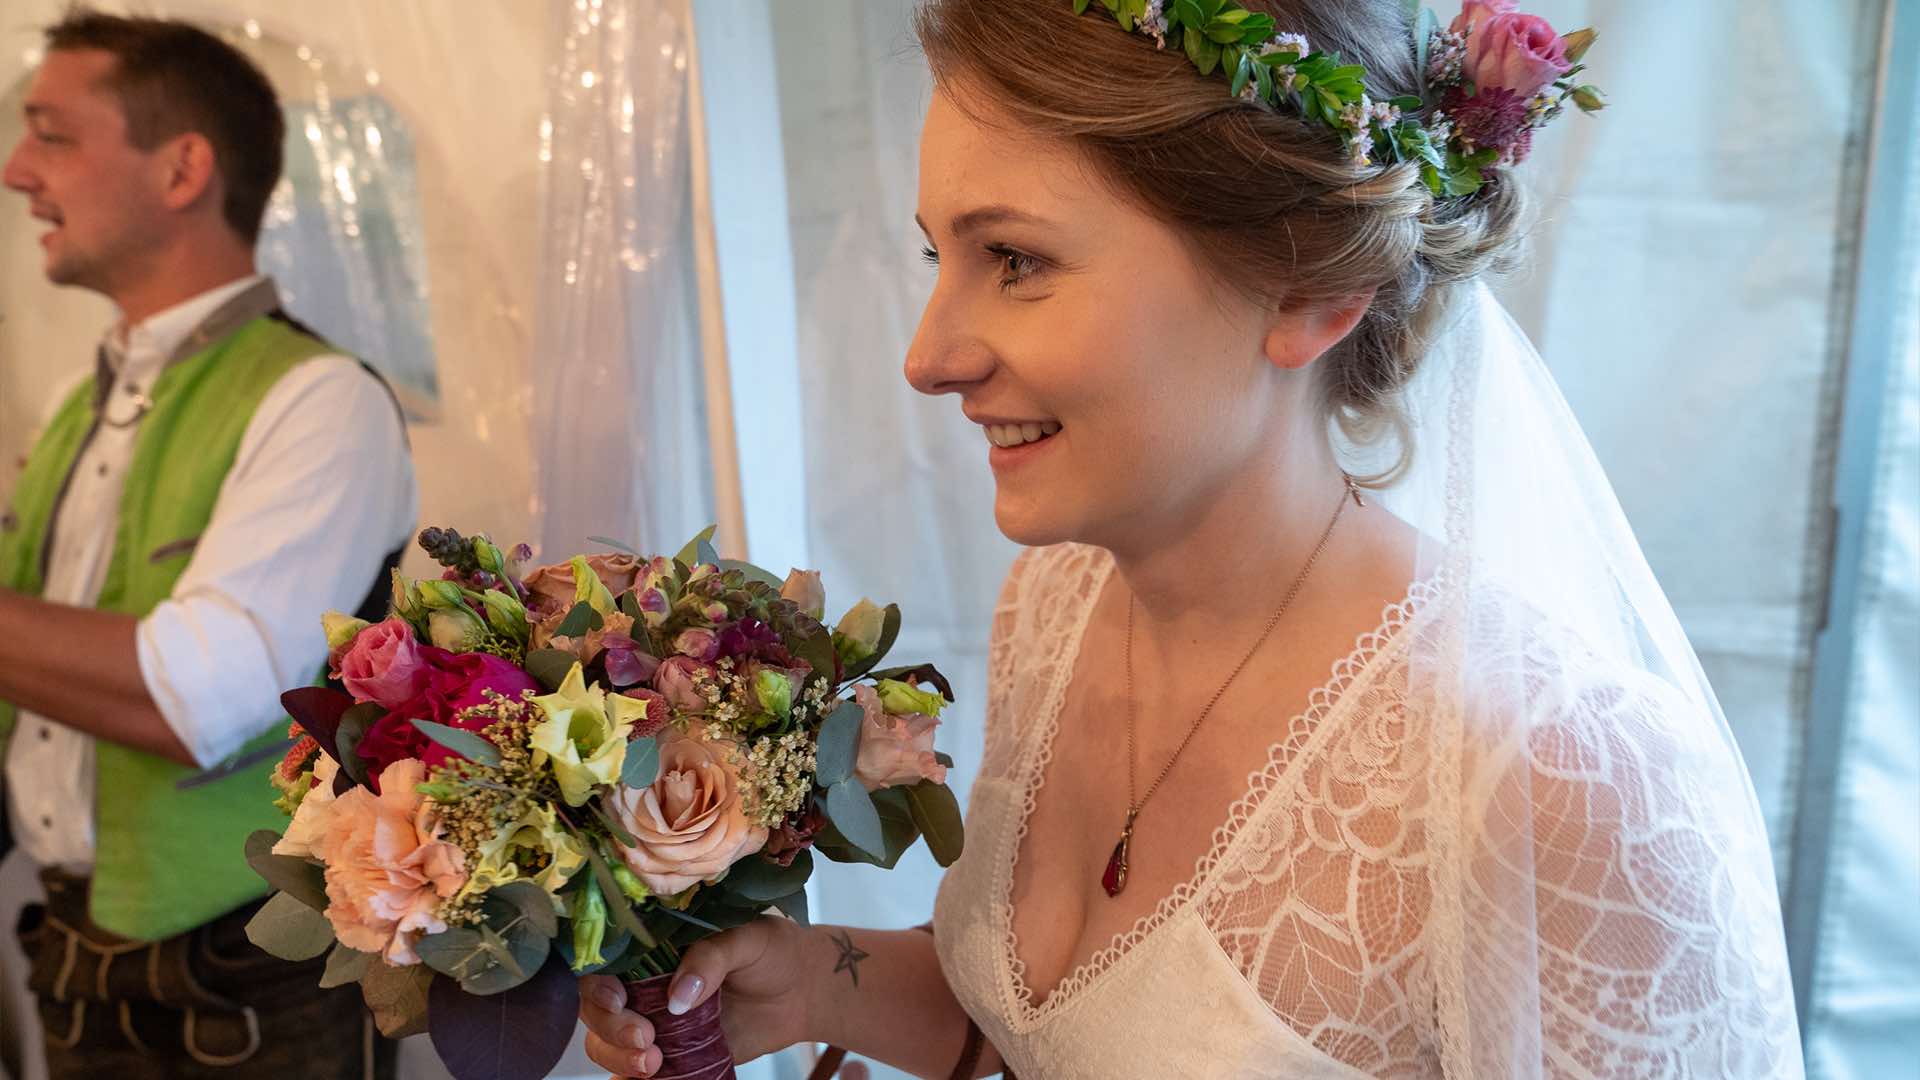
[
  {"xmin": 851, "ymin": 682, "xmax": 948, "ymax": 791},
  {"xmin": 1463, "ymin": 10, "xmax": 1569, "ymax": 99},
  {"xmin": 355, "ymin": 650, "xmax": 540, "ymax": 785},
  {"xmin": 605, "ymin": 723, "xmax": 768, "ymax": 895},
  {"xmin": 337, "ymin": 618, "xmax": 433, "ymax": 709},
  {"xmin": 1449, "ymin": 0, "xmax": 1516, "ymax": 36},
  {"xmin": 314, "ymin": 758, "xmax": 468, "ymax": 965}
]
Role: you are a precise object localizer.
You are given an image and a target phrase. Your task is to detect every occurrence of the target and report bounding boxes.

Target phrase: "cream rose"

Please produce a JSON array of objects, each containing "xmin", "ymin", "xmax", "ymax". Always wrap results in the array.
[
  {"xmin": 313, "ymin": 759, "xmax": 468, "ymax": 965},
  {"xmin": 606, "ymin": 724, "xmax": 768, "ymax": 896}
]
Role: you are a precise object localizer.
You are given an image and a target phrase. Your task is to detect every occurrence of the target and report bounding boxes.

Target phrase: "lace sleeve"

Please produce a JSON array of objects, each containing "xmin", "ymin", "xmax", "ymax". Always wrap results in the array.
[{"xmin": 1444, "ymin": 655, "xmax": 1802, "ymax": 1079}]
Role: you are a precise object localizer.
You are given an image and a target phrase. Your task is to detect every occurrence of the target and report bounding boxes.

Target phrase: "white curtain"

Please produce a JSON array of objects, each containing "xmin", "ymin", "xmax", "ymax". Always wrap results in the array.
[{"xmin": 528, "ymin": 0, "xmax": 714, "ymax": 561}]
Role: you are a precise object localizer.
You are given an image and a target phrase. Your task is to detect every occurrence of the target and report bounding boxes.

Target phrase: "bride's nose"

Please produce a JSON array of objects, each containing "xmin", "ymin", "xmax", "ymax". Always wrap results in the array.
[{"xmin": 905, "ymin": 291, "xmax": 996, "ymax": 397}]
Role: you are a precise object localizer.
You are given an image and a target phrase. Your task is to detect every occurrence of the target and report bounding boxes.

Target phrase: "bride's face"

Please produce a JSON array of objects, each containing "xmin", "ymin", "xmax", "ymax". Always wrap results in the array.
[{"xmin": 906, "ymin": 86, "xmax": 1302, "ymax": 549}]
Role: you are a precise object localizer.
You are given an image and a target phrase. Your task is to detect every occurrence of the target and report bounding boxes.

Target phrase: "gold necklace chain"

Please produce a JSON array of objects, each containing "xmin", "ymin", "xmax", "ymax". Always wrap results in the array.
[{"xmin": 1103, "ymin": 475, "xmax": 1361, "ymax": 897}]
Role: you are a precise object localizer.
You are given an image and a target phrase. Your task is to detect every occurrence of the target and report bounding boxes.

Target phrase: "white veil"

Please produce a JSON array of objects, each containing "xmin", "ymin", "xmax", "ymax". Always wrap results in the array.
[{"xmin": 1353, "ymin": 283, "xmax": 1804, "ymax": 1076}]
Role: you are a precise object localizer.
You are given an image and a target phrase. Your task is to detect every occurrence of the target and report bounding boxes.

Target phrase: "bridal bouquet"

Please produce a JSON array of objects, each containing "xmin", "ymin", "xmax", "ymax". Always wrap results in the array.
[{"xmin": 242, "ymin": 527, "xmax": 962, "ymax": 1080}]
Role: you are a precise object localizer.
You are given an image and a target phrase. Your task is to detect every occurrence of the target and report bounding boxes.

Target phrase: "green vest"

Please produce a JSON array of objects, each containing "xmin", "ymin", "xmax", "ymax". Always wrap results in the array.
[{"xmin": 0, "ymin": 313, "xmax": 337, "ymax": 941}]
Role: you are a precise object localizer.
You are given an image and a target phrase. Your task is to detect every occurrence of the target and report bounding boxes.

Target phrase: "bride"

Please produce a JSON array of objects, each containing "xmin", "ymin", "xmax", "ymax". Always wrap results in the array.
[{"xmin": 581, "ymin": 0, "xmax": 1801, "ymax": 1075}]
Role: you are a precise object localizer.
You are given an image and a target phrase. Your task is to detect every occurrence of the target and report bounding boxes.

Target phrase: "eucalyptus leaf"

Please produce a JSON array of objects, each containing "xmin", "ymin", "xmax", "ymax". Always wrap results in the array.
[
  {"xmin": 824, "ymin": 779, "xmax": 885, "ymax": 858},
  {"xmin": 490, "ymin": 880, "xmax": 561, "ymax": 939},
  {"xmin": 245, "ymin": 890, "xmax": 336, "ymax": 962},
  {"xmin": 724, "ymin": 849, "xmax": 814, "ymax": 903},
  {"xmin": 621, "ymin": 735, "xmax": 660, "ymax": 789},
  {"xmin": 815, "ymin": 701, "xmax": 863, "ymax": 787},
  {"xmin": 813, "ymin": 787, "xmax": 921, "ymax": 870},
  {"xmin": 409, "ymin": 719, "xmax": 502, "ymax": 767},
  {"xmin": 717, "ymin": 558, "xmax": 784, "ymax": 590},
  {"xmin": 244, "ymin": 829, "xmax": 328, "ymax": 910},
  {"xmin": 586, "ymin": 535, "xmax": 642, "ymax": 556},
  {"xmin": 320, "ymin": 943, "xmax": 375, "ymax": 989},
  {"xmin": 772, "ymin": 888, "xmax": 810, "ymax": 927}
]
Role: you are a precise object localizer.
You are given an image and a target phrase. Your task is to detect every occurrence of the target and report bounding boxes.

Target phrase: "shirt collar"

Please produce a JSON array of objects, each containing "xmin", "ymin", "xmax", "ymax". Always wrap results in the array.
[{"xmin": 96, "ymin": 276, "xmax": 281, "ymax": 403}]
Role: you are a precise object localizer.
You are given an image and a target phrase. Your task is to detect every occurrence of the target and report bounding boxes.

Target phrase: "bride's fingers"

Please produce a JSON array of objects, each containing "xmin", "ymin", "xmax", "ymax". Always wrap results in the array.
[
  {"xmin": 585, "ymin": 1030, "xmax": 662, "ymax": 1077},
  {"xmin": 579, "ymin": 988, "xmax": 654, "ymax": 1048},
  {"xmin": 668, "ymin": 922, "xmax": 769, "ymax": 1015}
]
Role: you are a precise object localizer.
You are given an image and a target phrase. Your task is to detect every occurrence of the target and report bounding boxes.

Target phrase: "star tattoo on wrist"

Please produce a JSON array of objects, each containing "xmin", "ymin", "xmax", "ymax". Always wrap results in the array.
[{"xmin": 830, "ymin": 929, "xmax": 869, "ymax": 987}]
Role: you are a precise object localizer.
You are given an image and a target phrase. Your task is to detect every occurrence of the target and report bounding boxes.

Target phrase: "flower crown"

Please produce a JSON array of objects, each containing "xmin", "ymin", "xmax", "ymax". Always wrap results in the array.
[{"xmin": 1072, "ymin": 0, "xmax": 1604, "ymax": 197}]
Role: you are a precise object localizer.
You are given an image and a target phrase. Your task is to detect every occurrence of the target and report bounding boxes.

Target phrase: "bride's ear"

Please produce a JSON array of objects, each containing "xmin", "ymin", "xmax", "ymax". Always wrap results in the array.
[{"xmin": 1261, "ymin": 291, "xmax": 1375, "ymax": 371}]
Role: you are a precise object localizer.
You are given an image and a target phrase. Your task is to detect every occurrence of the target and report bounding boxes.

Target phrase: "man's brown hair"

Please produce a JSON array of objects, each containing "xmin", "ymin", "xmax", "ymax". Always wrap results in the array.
[{"xmin": 45, "ymin": 8, "xmax": 284, "ymax": 244}]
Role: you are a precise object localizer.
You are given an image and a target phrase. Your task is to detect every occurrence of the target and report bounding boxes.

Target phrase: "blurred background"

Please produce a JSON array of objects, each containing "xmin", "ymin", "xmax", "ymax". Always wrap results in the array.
[{"xmin": 0, "ymin": 1, "xmax": 1913, "ymax": 1078}]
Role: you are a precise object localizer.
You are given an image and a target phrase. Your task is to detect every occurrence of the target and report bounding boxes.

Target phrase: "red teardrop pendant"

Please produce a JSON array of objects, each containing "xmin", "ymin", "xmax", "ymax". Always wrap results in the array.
[{"xmin": 1102, "ymin": 832, "xmax": 1130, "ymax": 897}]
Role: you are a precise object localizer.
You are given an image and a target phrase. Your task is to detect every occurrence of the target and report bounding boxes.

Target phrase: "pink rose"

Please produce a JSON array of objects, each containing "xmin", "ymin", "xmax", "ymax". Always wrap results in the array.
[
  {"xmin": 1464, "ymin": 12, "xmax": 1569, "ymax": 98},
  {"xmin": 313, "ymin": 759, "xmax": 468, "ymax": 965},
  {"xmin": 337, "ymin": 618, "xmax": 432, "ymax": 709},
  {"xmin": 653, "ymin": 656, "xmax": 713, "ymax": 712},
  {"xmin": 851, "ymin": 684, "xmax": 948, "ymax": 791},
  {"xmin": 606, "ymin": 724, "xmax": 768, "ymax": 895}
]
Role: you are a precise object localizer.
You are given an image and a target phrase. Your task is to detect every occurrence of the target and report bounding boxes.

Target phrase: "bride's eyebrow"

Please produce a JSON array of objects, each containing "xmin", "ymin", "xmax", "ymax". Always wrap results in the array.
[{"xmin": 914, "ymin": 205, "xmax": 1055, "ymax": 241}]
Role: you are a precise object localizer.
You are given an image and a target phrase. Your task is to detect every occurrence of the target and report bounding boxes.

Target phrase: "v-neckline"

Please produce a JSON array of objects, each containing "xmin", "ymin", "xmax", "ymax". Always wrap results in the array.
[{"xmin": 993, "ymin": 546, "xmax": 1429, "ymax": 1030}]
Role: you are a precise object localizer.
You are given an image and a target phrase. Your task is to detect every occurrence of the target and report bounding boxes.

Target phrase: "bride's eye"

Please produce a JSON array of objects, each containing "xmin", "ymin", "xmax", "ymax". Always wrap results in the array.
[
  {"xmin": 987, "ymin": 244, "xmax": 1043, "ymax": 292},
  {"xmin": 920, "ymin": 244, "xmax": 940, "ymax": 268}
]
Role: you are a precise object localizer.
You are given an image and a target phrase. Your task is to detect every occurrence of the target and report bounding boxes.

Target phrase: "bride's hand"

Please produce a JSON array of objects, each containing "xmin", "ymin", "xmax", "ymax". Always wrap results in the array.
[{"xmin": 580, "ymin": 916, "xmax": 814, "ymax": 1078}]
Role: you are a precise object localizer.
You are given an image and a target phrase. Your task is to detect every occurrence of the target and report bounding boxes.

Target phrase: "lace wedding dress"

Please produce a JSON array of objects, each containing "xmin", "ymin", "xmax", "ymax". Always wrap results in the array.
[{"xmin": 932, "ymin": 287, "xmax": 1801, "ymax": 1079}]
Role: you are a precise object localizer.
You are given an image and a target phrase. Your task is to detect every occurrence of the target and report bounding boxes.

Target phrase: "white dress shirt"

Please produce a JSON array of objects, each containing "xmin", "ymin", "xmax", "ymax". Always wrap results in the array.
[{"xmin": 4, "ymin": 274, "xmax": 417, "ymax": 873}]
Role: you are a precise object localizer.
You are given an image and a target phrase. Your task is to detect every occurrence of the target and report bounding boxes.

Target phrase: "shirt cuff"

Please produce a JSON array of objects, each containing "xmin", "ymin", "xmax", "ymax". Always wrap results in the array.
[{"xmin": 137, "ymin": 591, "xmax": 304, "ymax": 769}]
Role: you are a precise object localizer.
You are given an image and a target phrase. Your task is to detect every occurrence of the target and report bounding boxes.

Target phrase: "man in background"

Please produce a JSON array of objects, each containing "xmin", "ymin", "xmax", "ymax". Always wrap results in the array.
[{"xmin": 0, "ymin": 10, "xmax": 414, "ymax": 1077}]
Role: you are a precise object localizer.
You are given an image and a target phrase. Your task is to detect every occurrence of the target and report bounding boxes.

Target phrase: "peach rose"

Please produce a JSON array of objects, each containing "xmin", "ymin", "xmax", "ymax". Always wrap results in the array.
[
  {"xmin": 314, "ymin": 759, "xmax": 468, "ymax": 965},
  {"xmin": 607, "ymin": 724, "xmax": 767, "ymax": 895},
  {"xmin": 851, "ymin": 683, "xmax": 948, "ymax": 791},
  {"xmin": 522, "ymin": 554, "xmax": 642, "ymax": 617},
  {"xmin": 532, "ymin": 608, "xmax": 636, "ymax": 662}
]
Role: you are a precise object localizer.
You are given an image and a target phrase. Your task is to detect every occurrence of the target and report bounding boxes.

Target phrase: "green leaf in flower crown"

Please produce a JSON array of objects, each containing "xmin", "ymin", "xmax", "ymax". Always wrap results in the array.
[
  {"xmin": 621, "ymin": 735, "xmax": 659, "ymax": 789},
  {"xmin": 815, "ymin": 700, "xmax": 863, "ymax": 787},
  {"xmin": 905, "ymin": 781, "xmax": 966, "ymax": 868},
  {"xmin": 553, "ymin": 600, "xmax": 603, "ymax": 639},
  {"xmin": 824, "ymin": 778, "xmax": 884, "ymax": 858},
  {"xmin": 723, "ymin": 849, "xmax": 814, "ymax": 903},
  {"xmin": 244, "ymin": 829, "xmax": 329, "ymax": 910},
  {"xmin": 524, "ymin": 648, "xmax": 578, "ymax": 692},
  {"xmin": 1073, "ymin": 0, "xmax": 1091, "ymax": 14},
  {"xmin": 245, "ymin": 890, "xmax": 336, "ymax": 961},
  {"xmin": 1229, "ymin": 48, "xmax": 1252, "ymax": 98},
  {"xmin": 320, "ymin": 942, "xmax": 375, "ymax": 989}
]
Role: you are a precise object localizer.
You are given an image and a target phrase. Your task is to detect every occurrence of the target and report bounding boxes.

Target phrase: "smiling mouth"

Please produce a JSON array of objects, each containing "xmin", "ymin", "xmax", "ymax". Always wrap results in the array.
[{"xmin": 983, "ymin": 421, "xmax": 1061, "ymax": 448}]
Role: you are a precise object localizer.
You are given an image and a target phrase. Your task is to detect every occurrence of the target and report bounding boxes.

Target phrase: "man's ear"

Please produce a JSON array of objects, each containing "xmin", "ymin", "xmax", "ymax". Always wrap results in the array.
[{"xmin": 154, "ymin": 131, "xmax": 219, "ymax": 215}]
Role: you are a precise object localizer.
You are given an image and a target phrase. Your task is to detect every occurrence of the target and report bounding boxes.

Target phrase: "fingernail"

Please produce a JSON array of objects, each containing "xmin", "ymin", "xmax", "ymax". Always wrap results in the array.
[
  {"xmin": 630, "ymin": 1050, "xmax": 651, "ymax": 1076},
  {"xmin": 665, "ymin": 973, "xmax": 704, "ymax": 1016}
]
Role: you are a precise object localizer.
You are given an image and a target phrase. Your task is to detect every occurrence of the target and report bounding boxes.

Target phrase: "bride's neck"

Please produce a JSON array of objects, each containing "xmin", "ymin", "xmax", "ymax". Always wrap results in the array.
[{"xmin": 1107, "ymin": 436, "xmax": 1350, "ymax": 646}]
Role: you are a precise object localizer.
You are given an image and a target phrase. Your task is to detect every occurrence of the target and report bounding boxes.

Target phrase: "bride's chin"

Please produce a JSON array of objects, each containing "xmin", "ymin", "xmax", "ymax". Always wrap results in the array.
[{"xmin": 992, "ymin": 492, "xmax": 1077, "ymax": 549}]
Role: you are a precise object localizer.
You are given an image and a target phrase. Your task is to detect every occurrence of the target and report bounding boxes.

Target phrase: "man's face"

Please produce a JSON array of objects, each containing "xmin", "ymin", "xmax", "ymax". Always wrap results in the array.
[{"xmin": 2, "ymin": 49, "xmax": 171, "ymax": 291}]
